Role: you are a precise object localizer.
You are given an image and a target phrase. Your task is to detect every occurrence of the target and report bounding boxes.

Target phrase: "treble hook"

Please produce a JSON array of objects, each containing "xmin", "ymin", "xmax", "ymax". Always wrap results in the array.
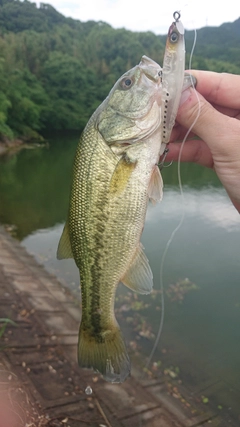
[
  {"xmin": 158, "ymin": 147, "xmax": 172, "ymax": 170},
  {"xmin": 173, "ymin": 11, "xmax": 181, "ymax": 22},
  {"xmin": 162, "ymin": 160, "xmax": 173, "ymax": 169}
]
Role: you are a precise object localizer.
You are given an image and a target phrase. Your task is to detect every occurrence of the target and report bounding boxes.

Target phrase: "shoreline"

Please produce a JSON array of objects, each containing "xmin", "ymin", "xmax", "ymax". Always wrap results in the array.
[
  {"xmin": 0, "ymin": 137, "xmax": 24, "ymax": 156},
  {"xmin": 0, "ymin": 136, "xmax": 45, "ymax": 156}
]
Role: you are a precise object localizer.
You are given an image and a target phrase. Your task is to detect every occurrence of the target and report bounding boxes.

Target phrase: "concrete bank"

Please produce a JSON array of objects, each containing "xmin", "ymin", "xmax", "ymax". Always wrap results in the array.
[{"xmin": 0, "ymin": 226, "xmax": 222, "ymax": 426}]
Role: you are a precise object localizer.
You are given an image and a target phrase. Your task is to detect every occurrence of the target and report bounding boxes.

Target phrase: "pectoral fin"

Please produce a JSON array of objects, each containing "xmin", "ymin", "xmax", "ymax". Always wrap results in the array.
[
  {"xmin": 57, "ymin": 222, "xmax": 73, "ymax": 260},
  {"xmin": 148, "ymin": 165, "xmax": 163, "ymax": 204},
  {"xmin": 121, "ymin": 243, "xmax": 153, "ymax": 294}
]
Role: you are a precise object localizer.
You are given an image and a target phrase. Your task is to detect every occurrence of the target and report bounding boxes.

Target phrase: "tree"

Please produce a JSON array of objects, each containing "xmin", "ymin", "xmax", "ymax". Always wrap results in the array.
[{"xmin": 0, "ymin": 0, "xmax": 239, "ymax": 141}]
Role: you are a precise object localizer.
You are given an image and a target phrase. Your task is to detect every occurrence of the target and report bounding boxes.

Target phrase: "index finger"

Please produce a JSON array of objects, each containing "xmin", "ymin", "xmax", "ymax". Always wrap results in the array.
[{"xmin": 187, "ymin": 70, "xmax": 240, "ymax": 110}]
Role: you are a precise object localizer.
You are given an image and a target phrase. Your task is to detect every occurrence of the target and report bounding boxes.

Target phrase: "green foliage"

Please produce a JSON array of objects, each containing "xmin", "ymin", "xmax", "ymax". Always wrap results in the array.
[
  {"xmin": 41, "ymin": 52, "xmax": 96, "ymax": 129},
  {"xmin": 0, "ymin": 0, "xmax": 66, "ymax": 33},
  {"xmin": 6, "ymin": 69, "xmax": 49, "ymax": 136},
  {"xmin": 0, "ymin": 0, "xmax": 239, "ymax": 141},
  {"xmin": 185, "ymin": 19, "xmax": 240, "ymax": 68},
  {"xmin": 0, "ymin": 90, "xmax": 13, "ymax": 139}
]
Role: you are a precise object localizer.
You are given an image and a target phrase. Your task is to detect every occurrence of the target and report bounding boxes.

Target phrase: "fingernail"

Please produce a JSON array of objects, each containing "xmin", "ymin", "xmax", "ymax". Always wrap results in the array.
[{"xmin": 179, "ymin": 88, "xmax": 191, "ymax": 107}]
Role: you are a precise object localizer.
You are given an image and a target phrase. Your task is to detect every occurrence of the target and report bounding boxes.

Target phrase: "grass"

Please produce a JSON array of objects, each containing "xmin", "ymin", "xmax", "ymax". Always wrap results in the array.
[{"xmin": 0, "ymin": 318, "xmax": 17, "ymax": 340}]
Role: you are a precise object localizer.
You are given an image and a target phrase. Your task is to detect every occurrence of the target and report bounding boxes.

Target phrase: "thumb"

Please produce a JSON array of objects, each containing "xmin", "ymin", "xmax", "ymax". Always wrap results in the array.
[{"xmin": 177, "ymin": 87, "xmax": 237, "ymax": 157}]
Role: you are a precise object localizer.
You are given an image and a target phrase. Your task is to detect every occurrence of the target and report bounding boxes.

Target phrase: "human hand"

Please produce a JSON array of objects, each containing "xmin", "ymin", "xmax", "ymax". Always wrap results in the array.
[{"xmin": 167, "ymin": 71, "xmax": 240, "ymax": 212}]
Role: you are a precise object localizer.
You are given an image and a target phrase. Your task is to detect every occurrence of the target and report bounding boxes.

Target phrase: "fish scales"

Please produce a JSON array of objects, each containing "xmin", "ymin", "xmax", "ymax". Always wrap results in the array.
[
  {"xmin": 70, "ymin": 119, "xmax": 149, "ymax": 324},
  {"xmin": 69, "ymin": 112, "xmax": 157, "ymax": 380}
]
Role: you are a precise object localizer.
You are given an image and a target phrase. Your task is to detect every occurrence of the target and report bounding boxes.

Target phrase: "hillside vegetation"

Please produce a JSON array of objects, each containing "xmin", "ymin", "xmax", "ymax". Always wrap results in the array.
[{"xmin": 0, "ymin": 0, "xmax": 239, "ymax": 141}]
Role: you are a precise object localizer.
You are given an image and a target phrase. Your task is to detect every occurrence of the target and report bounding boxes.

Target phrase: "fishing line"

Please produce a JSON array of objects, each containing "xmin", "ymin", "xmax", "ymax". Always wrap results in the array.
[
  {"xmin": 145, "ymin": 25, "xmax": 200, "ymax": 372},
  {"xmin": 177, "ymin": 28, "xmax": 200, "ymax": 194}
]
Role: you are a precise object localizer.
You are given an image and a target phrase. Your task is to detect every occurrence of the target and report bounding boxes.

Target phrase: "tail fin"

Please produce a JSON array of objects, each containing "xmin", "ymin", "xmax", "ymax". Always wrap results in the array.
[{"xmin": 78, "ymin": 326, "xmax": 130, "ymax": 383}]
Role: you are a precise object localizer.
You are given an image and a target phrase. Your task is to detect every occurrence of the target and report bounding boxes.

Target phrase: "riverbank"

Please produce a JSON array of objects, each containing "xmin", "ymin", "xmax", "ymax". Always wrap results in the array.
[
  {"xmin": 0, "ymin": 137, "xmax": 24, "ymax": 156},
  {"xmin": 0, "ymin": 226, "xmax": 230, "ymax": 426},
  {"xmin": 0, "ymin": 136, "xmax": 45, "ymax": 157}
]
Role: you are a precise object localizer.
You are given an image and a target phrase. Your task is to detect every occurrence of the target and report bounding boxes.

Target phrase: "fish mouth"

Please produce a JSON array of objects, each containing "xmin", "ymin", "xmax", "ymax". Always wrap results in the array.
[
  {"xmin": 115, "ymin": 56, "xmax": 162, "ymax": 137},
  {"xmin": 97, "ymin": 55, "xmax": 163, "ymax": 146},
  {"xmin": 139, "ymin": 55, "xmax": 162, "ymax": 84}
]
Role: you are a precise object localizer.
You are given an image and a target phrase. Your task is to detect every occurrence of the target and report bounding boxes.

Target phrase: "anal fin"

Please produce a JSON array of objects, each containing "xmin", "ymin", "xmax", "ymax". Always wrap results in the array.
[{"xmin": 121, "ymin": 243, "xmax": 153, "ymax": 294}]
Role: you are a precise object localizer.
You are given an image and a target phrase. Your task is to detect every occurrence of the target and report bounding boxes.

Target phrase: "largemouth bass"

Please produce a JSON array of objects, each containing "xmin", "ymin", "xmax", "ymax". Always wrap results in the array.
[{"xmin": 57, "ymin": 56, "xmax": 164, "ymax": 383}]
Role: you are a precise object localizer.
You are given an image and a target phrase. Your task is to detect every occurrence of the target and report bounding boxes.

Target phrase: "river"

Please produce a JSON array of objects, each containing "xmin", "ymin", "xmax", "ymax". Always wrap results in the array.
[{"xmin": 0, "ymin": 133, "xmax": 239, "ymax": 423}]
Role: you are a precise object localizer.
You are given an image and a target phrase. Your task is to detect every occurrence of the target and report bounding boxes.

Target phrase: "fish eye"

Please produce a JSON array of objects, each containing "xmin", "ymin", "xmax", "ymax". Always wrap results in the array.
[
  {"xmin": 170, "ymin": 31, "xmax": 179, "ymax": 43},
  {"xmin": 121, "ymin": 77, "xmax": 134, "ymax": 90}
]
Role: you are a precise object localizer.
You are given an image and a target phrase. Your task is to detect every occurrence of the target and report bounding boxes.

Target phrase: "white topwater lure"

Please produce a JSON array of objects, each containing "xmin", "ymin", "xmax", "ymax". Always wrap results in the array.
[
  {"xmin": 160, "ymin": 11, "xmax": 195, "ymax": 164},
  {"xmin": 162, "ymin": 11, "xmax": 185, "ymax": 145}
]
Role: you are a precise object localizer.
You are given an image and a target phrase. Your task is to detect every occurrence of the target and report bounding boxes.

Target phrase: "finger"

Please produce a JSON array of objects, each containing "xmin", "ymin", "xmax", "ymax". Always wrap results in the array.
[
  {"xmin": 212, "ymin": 104, "xmax": 240, "ymax": 119},
  {"xmin": 177, "ymin": 87, "xmax": 240, "ymax": 157},
  {"xmin": 167, "ymin": 140, "xmax": 213, "ymax": 168},
  {"xmin": 171, "ymin": 104, "xmax": 240, "ymax": 144},
  {"xmin": 186, "ymin": 70, "xmax": 240, "ymax": 109},
  {"xmin": 170, "ymin": 123, "xmax": 195, "ymax": 142}
]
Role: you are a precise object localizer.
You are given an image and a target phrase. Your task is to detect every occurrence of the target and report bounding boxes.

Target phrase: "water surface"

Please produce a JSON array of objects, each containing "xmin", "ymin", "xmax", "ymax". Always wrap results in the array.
[{"xmin": 0, "ymin": 134, "xmax": 239, "ymax": 422}]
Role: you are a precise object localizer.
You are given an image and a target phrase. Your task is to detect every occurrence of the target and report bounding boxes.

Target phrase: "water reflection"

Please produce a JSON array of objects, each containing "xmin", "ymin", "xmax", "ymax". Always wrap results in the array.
[
  {"xmin": 21, "ymin": 187, "xmax": 240, "ymax": 294},
  {"xmin": 23, "ymin": 223, "xmax": 80, "ymax": 295},
  {"xmin": 0, "ymin": 134, "xmax": 77, "ymax": 238},
  {"xmin": 0, "ymin": 135, "xmax": 240, "ymax": 422},
  {"xmin": 147, "ymin": 187, "xmax": 240, "ymax": 229}
]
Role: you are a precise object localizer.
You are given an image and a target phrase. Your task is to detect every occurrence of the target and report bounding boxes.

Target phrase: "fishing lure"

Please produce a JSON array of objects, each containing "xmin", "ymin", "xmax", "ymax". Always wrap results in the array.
[
  {"xmin": 161, "ymin": 11, "xmax": 185, "ymax": 146},
  {"xmin": 159, "ymin": 11, "xmax": 196, "ymax": 168},
  {"xmin": 146, "ymin": 11, "xmax": 195, "ymax": 370}
]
